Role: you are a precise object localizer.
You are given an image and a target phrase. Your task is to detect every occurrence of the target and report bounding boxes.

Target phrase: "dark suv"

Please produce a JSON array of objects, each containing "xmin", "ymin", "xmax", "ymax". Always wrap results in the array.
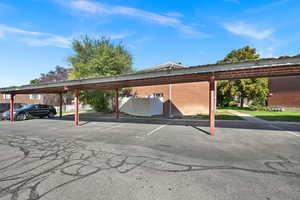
[{"xmin": 2, "ymin": 104, "xmax": 57, "ymax": 121}]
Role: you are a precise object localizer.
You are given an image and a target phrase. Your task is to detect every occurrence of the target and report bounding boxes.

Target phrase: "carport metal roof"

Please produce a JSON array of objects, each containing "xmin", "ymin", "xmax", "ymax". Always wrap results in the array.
[{"xmin": 1, "ymin": 55, "xmax": 300, "ymax": 94}]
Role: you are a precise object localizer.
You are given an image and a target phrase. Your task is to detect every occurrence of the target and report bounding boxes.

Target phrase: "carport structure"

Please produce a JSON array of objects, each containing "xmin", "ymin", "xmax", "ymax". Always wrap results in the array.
[{"xmin": 1, "ymin": 55, "xmax": 300, "ymax": 136}]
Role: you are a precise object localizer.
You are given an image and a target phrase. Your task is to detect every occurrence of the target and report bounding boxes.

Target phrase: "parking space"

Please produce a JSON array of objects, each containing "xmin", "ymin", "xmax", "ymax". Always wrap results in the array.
[{"xmin": 0, "ymin": 118, "xmax": 299, "ymax": 200}]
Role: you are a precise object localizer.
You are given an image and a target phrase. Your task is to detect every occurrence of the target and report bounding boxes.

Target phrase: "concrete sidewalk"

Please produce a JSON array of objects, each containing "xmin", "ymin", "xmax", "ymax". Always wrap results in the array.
[{"xmin": 228, "ymin": 110, "xmax": 266, "ymax": 122}]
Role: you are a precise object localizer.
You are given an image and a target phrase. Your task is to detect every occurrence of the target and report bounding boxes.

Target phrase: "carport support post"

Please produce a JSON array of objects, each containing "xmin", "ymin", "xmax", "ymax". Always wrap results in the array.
[
  {"xmin": 209, "ymin": 75, "xmax": 216, "ymax": 136},
  {"xmin": 75, "ymin": 89, "xmax": 80, "ymax": 126},
  {"xmin": 115, "ymin": 88, "xmax": 120, "ymax": 119},
  {"xmin": 10, "ymin": 94, "xmax": 15, "ymax": 122},
  {"xmin": 59, "ymin": 93, "xmax": 63, "ymax": 118}
]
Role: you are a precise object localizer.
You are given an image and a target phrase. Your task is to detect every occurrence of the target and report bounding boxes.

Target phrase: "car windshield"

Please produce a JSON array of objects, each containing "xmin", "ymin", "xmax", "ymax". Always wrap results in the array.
[
  {"xmin": 15, "ymin": 104, "xmax": 25, "ymax": 109},
  {"xmin": 21, "ymin": 104, "xmax": 36, "ymax": 110}
]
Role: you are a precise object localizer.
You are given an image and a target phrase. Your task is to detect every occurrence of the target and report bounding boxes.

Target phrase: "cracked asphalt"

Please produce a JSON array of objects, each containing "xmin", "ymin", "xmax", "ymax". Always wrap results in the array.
[{"xmin": 0, "ymin": 118, "xmax": 299, "ymax": 200}]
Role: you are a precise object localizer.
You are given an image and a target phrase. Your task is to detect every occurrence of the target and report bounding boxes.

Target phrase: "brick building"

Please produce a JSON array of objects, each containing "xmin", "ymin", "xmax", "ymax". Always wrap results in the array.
[
  {"xmin": 268, "ymin": 76, "xmax": 300, "ymax": 109},
  {"xmin": 131, "ymin": 63, "xmax": 209, "ymax": 116},
  {"xmin": 0, "ymin": 94, "xmax": 43, "ymax": 104}
]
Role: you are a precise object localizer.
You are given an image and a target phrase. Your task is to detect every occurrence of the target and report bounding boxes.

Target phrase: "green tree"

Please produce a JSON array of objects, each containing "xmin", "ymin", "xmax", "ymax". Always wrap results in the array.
[
  {"xmin": 217, "ymin": 80, "xmax": 237, "ymax": 107},
  {"xmin": 30, "ymin": 66, "xmax": 71, "ymax": 106},
  {"xmin": 217, "ymin": 46, "xmax": 269, "ymax": 108},
  {"xmin": 68, "ymin": 36, "xmax": 133, "ymax": 112}
]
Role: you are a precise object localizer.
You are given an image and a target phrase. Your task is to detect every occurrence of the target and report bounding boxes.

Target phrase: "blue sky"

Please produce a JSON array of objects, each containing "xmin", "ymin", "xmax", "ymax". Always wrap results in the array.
[{"xmin": 0, "ymin": 0, "xmax": 300, "ymax": 87}]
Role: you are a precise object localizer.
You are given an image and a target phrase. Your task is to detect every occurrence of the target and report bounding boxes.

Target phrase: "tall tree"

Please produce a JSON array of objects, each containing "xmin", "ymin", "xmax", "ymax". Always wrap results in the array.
[
  {"xmin": 30, "ymin": 66, "xmax": 69, "ymax": 84},
  {"xmin": 68, "ymin": 35, "xmax": 133, "ymax": 112},
  {"xmin": 217, "ymin": 46, "xmax": 269, "ymax": 108},
  {"xmin": 30, "ymin": 66, "xmax": 70, "ymax": 105}
]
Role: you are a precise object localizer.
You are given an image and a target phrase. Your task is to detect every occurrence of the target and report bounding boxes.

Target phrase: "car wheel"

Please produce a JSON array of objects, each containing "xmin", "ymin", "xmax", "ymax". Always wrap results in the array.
[
  {"xmin": 16, "ymin": 113, "xmax": 26, "ymax": 121},
  {"xmin": 48, "ymin": 112, "xmax": 55, "ymax": 118},
  {"xmin": 25, "ymin": 113, "xmax": 32, "ymax": 120}
]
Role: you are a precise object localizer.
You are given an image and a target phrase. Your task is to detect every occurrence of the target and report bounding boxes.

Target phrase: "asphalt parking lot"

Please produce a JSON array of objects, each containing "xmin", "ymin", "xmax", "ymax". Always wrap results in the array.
[{"xmin": 0, "ymin": 118, "xmax": 299, "ymax": 200}]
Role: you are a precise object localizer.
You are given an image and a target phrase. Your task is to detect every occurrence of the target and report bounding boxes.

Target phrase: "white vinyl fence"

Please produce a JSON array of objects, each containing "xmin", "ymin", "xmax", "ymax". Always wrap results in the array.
[
  {"xmin": 54, "ymin": 97, "xmax": 163, "ymax": 117},
  {"xmin": 120, "ymin": 97, "xmax": 163, "ymax": 117},
  {"xmin": 54, "ymin": 104, "xmax": 92, "ymax": 113}
]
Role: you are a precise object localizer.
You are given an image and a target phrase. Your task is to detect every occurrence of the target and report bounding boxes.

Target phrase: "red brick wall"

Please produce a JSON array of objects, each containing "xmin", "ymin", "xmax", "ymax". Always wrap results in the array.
[
  {"xmin": 268, "ymin": 76, "xmax": 300, "ymax": 107},
  {"xmin": 131, "ymin": 82, "xmax": 209, "ymax": 115},
  {"xmin": 0, "ymin": 94, "xmax": 44, "ymax": 104}
]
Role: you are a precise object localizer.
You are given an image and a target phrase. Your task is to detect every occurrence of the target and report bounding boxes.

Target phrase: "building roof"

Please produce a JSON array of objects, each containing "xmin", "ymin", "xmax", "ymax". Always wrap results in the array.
[
  {"xmin": 138, "ymin": 62, "xmax": 186, "ymax": 73},
  {"xmin": 0, "ymin": 55, "xmax": 300, "ymax": 94}
]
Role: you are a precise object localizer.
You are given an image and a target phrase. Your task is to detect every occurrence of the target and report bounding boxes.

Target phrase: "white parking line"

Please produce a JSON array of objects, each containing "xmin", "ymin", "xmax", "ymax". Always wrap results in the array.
[
  {"xmin": 76, "ymin": 124, "xmax": 124, "ymax": 139},
  {"xmin": 269, "ymin": 124, "xmax": 300, "ymax": 137},
  {"xmin": 146, "ymin": 124, "xmax": 167, "ymax": 136},
  {"xmin": 100, "ymin": 124, "xmax": 124, "ymax": 132},
  {"xmin": 286, "ymin": 131, "xmax": 300, "ymax": 137}
]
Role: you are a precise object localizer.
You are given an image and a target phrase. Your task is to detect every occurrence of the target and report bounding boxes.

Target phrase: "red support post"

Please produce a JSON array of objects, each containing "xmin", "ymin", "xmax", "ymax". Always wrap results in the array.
[
  {"xmin": 10, "ymin": 94, "xmax": 15, "ymax": 122},
  {"xmin": 59, "ymin": 93, "xmax": 63, "ymax": 118},
  {"xmin": 75, "ymin": 89, "xmax": 80, "ymax": 126},
  {"xmin": 115, "ymin": 88, "xmax": 120, "ymax": 119},
  {"xmin": 209, "ymin": 75, "xmax": 216, "ymax": 136}
]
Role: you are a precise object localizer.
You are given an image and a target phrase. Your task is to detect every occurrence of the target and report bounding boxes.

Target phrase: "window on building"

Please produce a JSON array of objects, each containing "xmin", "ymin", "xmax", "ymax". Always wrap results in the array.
[
  {"xmin": 30, "ymin": 94, "xmax": 41, "ymax": 100},
  {"xmin": 3, "ymin": 94, "xmax": 11, "ymax": 100},
  {"xmin": 153, "ymin": 93, "xmax": 164, "ymax": 98}
]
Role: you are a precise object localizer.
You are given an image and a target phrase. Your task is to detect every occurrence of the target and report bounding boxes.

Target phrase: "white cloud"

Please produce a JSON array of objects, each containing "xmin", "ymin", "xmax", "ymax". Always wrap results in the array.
[
  {"xmin": 164, "ymin": 12, "xmax": 184, "ymax": 18},
  {"xmin": 20, "ymin": 35, "xmax": 70, "ymax": 48},
  {"xmin": 70, "ymin": 0, "xmax": 179, "ymax": 24},
  {"xmin": 0, "ymin": 79, "xmax": 25, "ymax": 88},
  {"xmin": 223, "ymin": 22, "xmax": 272, "ymax": 40},
  {"xmin": 0, "ymin": 24, "xmax": 70, "ymax": 48},
  {"xmin": 258, "ymin": 47, "xmax": 276, "ymax": 58},
  {"xmin": 58, "ymin": 0, "xmax": 207, "ymax": 38},
  {"xmin": 0, "ymin": 24, "xmax": 42, "ymax": 36}
]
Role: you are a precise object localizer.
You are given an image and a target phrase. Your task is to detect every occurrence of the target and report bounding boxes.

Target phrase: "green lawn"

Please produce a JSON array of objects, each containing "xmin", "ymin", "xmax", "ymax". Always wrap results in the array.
[
  {"xmin": 61, "ymin": 110, "xmax": 92, "ymax": 116},
  {"xmin": 60, "ymin": 108, "xmax": 300, "ymax": 122},
  {"xmin": 224, "ymin": 107, "xmax": 300, "ymax": 122}
]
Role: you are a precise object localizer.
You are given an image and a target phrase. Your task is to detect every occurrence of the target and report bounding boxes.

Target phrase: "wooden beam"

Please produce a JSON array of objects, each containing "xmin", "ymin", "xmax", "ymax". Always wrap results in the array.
[
  {"xmin": 209, "ymin": 75, "xmax": 216, "ymax": 136},
  {"xmin": 75, "ymin": 89, "xmax": 80, "ymax": 126},
  {"xmin": 10, "ymin": 94, "xmax": 15, "ymax": 122},
  {"xmin": 59, "ymin": 93, "xmax": 63, "ymax": 118},
  {"xmin": 115, "ymin": 88, "xmax": 120, "ymax": 119}
]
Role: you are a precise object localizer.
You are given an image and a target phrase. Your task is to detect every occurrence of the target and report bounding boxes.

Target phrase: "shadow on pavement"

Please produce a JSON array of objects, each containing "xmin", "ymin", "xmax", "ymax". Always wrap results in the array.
[{"xmin": 48, "ymin": 114, "xmax": 300, "ymax": 133}]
